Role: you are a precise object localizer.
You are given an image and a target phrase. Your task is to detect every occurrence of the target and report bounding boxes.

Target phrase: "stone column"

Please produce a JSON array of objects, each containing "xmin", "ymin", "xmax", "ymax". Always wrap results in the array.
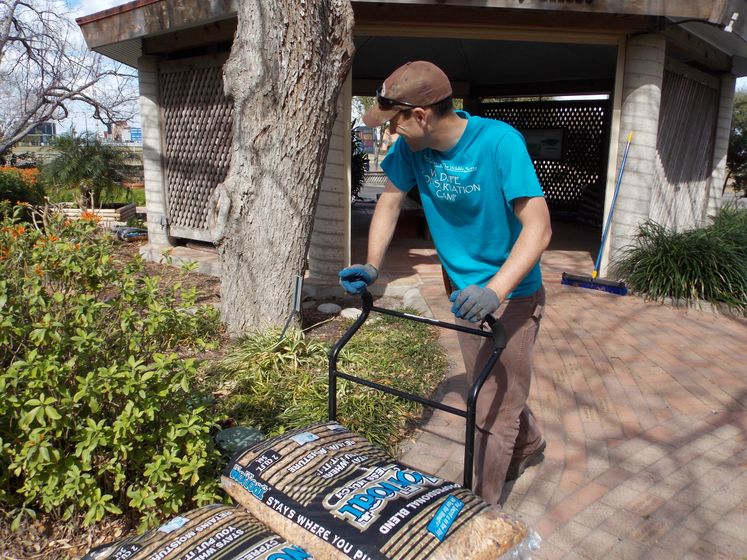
[
  {"xmin": 137, "ymin": 56, "xmax": 172, "ymax": 258},
  {"xmin": 608, "ymin": 34, "xmax": 666, "ymax": 261},
  {"xmin": 706, "ymin": 73, "xmax": 736, "ymax": 221}
]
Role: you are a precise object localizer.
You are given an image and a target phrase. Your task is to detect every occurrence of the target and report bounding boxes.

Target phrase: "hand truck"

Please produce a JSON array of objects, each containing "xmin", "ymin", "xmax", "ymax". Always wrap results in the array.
[{"xmin": 328, "ymin": 290, "xmax": 506, "ymax": 490}]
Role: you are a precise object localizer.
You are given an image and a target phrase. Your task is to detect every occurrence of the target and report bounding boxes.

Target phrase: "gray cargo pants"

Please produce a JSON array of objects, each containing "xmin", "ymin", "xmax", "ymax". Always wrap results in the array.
[{"xmin": 456, "ymin": 286, "xmax": 546, "ymax": 505}]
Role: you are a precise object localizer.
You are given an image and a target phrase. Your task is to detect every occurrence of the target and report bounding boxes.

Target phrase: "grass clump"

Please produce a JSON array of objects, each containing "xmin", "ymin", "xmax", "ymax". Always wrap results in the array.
[
  {"xmin": 209, "ymin": 313, "xmax": 448, "ymax": 454},
  {"xmin": 613, "ymin": 206, "xmax": 747, "ymax": 312}
]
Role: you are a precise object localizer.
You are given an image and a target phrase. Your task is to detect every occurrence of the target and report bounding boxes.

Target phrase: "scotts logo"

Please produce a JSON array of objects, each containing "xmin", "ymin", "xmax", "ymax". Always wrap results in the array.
[
  {"xmin": 265, "ymin": 545, "xmax": 312, "ymax": 560},
  {"xmin": 323, "ymin": 465, "xmax": 441, "ymax": 530},
  {"xmin": 229, "ymin": 464, "xmax": 269, "ymax": 501}
]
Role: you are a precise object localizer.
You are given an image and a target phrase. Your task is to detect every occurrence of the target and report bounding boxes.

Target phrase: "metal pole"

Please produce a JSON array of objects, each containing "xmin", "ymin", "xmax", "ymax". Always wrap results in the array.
[
  {"xmin": 463, "ymin": 316, "xmax": 506, "ymax": 489},
  {"xmin": 328, "ymin": 291, "xmax": 373, "ymax": 420}
]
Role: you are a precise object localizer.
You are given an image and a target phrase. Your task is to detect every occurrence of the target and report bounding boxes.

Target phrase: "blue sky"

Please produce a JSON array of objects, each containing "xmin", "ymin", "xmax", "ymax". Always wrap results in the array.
[{"xmin": 56, "ymin": 0, "xmax": 140, "ymax": 135}]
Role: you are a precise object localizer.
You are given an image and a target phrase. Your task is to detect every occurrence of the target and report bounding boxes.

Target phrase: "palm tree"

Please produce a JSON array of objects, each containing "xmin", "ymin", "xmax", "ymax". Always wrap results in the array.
[{"xmin": 42, "ymin": 133, "xmax": 133, "ymax": 208}]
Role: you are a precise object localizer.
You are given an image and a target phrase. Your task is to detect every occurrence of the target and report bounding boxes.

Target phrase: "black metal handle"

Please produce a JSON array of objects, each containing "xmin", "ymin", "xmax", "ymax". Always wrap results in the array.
[
  {"xmin": 328, "ymin": 289, "xmax": 507, "ymax": 490},
  {"xmin": 463, "ymin": 313, "xmax": 506, "ymax": 489}
]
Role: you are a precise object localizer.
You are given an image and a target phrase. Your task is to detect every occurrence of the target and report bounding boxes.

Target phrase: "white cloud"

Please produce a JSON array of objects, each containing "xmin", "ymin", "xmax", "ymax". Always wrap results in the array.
[{"xmin": 70, "ymin": 0, "xmax": 130, "ymax": 19}]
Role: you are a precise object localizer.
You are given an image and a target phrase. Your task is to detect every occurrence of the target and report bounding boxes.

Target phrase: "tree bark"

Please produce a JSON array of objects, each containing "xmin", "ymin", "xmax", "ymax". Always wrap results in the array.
[{"xmin": 211, "ymin": 0, "xmax": 354, "ymax": 335}]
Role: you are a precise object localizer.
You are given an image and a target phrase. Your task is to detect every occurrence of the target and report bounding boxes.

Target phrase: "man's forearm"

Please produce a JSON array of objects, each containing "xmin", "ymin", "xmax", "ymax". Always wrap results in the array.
[
  {"xmin": 486, "ymin": 197, "xmax": 552, "ymax": 301},
  {"xmin": 367, "ymin": 183, "xmax": 405, "ymax": 269}
]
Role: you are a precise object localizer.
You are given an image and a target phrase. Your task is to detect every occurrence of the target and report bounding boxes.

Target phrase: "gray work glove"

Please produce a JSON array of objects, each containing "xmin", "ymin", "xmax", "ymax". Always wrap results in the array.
[
  {"xmin": 449, "ymin": 285, "xmax": 501, "ymax": 323},
  {"xmin": 338, "ymin": 263, "xmax": 379, "ymax": 295}
]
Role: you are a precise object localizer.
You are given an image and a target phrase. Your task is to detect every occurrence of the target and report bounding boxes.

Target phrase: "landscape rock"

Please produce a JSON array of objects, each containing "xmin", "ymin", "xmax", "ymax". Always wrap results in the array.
[
  {"xmin": 403, "ymin": 288, "xmax": 433, "ymax": 317},
  {"xmin": 340, "ymin": 307, "xmax": 362, "ymax": 319},
  {"xmin": 317, "ymin": 303, "xmax": 342, "ymax": 314}
]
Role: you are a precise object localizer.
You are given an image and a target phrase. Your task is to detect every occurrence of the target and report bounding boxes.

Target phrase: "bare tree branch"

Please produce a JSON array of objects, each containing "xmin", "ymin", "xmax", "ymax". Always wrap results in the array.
[{"xmin": 0, "ymin": 0, "xmax": 138, "ymax": 155}]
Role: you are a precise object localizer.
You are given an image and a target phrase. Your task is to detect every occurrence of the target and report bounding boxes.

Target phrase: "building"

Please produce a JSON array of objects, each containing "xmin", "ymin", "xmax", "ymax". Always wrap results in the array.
[
  {"xmin": 15, "ymin": 122, "xmax": 57, "ymax": 147},
  {"xmin": 77, "ymin": 0, "xmax": 747, "ymax": 283}
]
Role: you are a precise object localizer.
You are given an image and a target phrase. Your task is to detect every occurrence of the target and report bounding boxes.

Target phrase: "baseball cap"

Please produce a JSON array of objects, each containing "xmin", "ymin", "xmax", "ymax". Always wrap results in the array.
[{"xmin": 362, "ymin": 61, "xmax": 453, "ymax": 127}]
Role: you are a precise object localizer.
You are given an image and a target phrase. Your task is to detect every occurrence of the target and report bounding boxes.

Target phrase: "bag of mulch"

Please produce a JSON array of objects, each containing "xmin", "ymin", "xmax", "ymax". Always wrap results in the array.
[
  {"xmin": 221, "ymin": 422, "xmax": 536, "ymax": 560},
  {"xmin": 82, "ymin": 504, "xmax": 315, "ymax": 560}
]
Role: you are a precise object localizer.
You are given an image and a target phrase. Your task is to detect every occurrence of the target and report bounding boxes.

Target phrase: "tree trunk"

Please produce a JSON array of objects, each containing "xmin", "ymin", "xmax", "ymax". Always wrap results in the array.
[{"xmin": 210, "ymin": 0, "xmax": 354, "ymax": 335}]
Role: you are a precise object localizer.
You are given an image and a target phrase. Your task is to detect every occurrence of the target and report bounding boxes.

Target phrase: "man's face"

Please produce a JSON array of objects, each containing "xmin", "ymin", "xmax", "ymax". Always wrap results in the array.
[{"xmin": 388, "ymin": 109, "xmax": 429, "ymax": 152}]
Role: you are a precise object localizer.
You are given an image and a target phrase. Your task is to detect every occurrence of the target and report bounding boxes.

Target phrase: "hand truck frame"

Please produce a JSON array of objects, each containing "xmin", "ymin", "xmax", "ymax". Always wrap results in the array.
[{"xmin": 328, "ymin": 290, "xmax": 506, "ymax": 490}]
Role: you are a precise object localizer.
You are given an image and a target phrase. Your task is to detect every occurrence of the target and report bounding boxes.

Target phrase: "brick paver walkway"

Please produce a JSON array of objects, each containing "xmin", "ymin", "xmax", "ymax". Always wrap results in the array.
[{"xmin": 351, "ymin": 213, "xmax": 747, "ymax": 559}]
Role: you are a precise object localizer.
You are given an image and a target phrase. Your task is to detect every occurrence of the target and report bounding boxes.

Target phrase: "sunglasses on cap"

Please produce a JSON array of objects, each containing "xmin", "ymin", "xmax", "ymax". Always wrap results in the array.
[{"xmin": 376, "ymin": 87, "xmax": 422, "ymax": 111}]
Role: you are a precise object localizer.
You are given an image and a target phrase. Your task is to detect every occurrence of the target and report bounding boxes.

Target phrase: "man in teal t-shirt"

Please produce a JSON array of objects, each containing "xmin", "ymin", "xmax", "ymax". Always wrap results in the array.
[{"xmin": 339, "ymin": 61, "xmax": 552, "ymax": 505}]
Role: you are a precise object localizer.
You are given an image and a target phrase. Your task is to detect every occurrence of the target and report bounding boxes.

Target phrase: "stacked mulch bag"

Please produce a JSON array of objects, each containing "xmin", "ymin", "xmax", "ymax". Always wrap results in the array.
[
  {"xmin": 84, "ymin": 422, "xmax": 539, "ymax": 559},
  {"xmin": 220, "ymin": 422, "xmax": 538, "ymax": 560},
  {"xmin": 81, "ymin": 504, "xmax": 313, "ymax": 560}
]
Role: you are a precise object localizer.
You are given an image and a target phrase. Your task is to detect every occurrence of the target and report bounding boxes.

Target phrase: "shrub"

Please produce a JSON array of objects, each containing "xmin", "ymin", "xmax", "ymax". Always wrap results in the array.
[
  {"xmin": 612, "ymin": 210, "xmax": 747, "ymax": 312},
  {"xmin": 709, "ymin": 203, "xmax": 747, "ymax": 251},
  {"xmin": 351, "ymin": 126, "xmax": 369, "ymax": 200},
  {"xmin": 0, "ymin": 204, "xmax": 223, "ymax": 531},
  {"xmin": 42, "ymin": 134, "xmax": 133, "ymax": 208},
  {"xmin": 727, "ymin": 91, "xmax": 747, "ymax": 197},
  {"xmin": 0, "ymin": 167, "xmax": 44, "ymax": 207},
  {"xmin": 211, "ymin": 313, "xmax": 448, "ymax": 454}
]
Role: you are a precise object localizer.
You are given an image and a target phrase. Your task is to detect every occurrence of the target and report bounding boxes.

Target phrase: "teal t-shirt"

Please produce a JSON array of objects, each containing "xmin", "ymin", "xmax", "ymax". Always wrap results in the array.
[{"xmin": 381, "ymin": 111, "xmax": 545, "ymax": 297}]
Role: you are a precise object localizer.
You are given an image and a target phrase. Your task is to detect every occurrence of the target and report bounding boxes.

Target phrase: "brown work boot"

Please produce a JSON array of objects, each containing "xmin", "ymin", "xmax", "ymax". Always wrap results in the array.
[{"xmin": 505, "ymin": 441, "xmax": 546, "ymax": 481}]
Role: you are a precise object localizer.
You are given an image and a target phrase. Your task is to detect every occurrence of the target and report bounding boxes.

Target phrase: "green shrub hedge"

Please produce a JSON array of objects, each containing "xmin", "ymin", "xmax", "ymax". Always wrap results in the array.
[
  {"xmin": 613, "ymin": 206, "xmax": 747, "ymax": 312},
  {"xmin": 0, "ymin": 204, "xmax": 223, "ymax": 531}
]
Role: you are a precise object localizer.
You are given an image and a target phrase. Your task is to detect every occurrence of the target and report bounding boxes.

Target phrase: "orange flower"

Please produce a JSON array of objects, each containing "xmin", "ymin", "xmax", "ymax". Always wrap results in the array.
[
  {"xmin": 33, "ymin": 235, "xmax": 57, "ymax": 247},
  {"xmin": 0, "ymin": 167, "xmax": 39, "ymax": 186},
  {"xmin": 80, "ymin": 211, "xmax": 101, "ymax": 223},
  {"xmin": 33, "ymin": 264, "xmax": 44, "ymax": 275}
]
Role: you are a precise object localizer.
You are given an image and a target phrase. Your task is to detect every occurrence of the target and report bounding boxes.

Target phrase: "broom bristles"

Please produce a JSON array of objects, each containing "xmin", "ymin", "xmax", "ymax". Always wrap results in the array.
[{"xmin": 561, "ymin": 272, "xmax": 628, "ymax": 296}]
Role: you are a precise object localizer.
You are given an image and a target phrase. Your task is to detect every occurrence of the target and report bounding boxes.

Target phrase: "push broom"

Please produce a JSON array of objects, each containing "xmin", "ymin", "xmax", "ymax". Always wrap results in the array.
[{"xmin": 561, "ymin": 132, "xmax": 632, "ymax": 296}]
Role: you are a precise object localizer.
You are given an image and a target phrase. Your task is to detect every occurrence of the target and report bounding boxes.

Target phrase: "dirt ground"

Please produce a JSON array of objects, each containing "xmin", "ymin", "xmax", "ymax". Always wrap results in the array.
[{"xmin": 112, "ymin": 239, "xmax": 222, "ymax": 306}]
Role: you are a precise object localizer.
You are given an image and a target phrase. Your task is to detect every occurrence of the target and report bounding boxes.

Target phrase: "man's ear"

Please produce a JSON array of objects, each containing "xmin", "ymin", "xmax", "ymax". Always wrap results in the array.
[{"xmin": 413, "ymin": 107, "xmax": 428, "ymax": 126}]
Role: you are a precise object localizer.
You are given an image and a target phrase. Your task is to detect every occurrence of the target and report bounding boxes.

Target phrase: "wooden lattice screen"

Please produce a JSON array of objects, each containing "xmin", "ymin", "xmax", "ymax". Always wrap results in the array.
[
  {"xmin": 650, "ymin": 68, "xmax": 719, "ymax": 231},
  {"xmin": 160, "ymin": 55, "xmax": 233, "ymax": 242},
  {"xmin": 481, "ymin": 100, "xmax": 610, "ymax": 226}
]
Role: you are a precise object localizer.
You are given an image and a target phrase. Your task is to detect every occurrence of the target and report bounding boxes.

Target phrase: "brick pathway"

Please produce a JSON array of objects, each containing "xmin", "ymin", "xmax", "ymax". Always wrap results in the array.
[{"xmin": 352, "ymin": 222, "xmax": 747, "ymax": 559}]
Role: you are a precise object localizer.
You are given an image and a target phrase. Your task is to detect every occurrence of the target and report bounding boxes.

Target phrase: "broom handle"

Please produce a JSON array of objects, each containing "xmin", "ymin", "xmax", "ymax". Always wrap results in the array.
[{"xmin": 593, "ymin": 132, "xmax": 633, "ymax": 278}]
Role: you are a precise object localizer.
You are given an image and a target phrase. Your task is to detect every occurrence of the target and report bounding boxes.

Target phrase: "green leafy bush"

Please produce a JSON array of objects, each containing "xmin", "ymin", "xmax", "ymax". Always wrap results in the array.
[
  {"xmin": 612, "ymin": 208, "xmax": 747, "ymax": 311},
  {"xmin": 211, "ymin": 313, "xmax": 447, "ymax": 454},
  {"xmin": 0, "ymin": 168, "xmax": 45, "ymax": 207},
  {"xmin": 0, "ymin": 204, "xmax": 223, "ymax": 531},
  {"xmin": 351, "ymin": 127, "xmax": 369, "ymax": 200},
  {"xmin": 42, "ymin": 134, "xmax": 133, "ymax": 208},
  {"xmin": 727, "ymin": 91, "xmax": 747, "ymax": 197},
  {"xmin": 709, "ymin": 203, "xmax": 747, "ymax": 251}
]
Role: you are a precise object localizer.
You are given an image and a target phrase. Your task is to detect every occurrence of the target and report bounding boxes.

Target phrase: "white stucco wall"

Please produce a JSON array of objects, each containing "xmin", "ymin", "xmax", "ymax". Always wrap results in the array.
[
  {"xmin": 307, "ymin": 74, "xmax": 351, "ymax": 285},
  {"xmin": 608, "ymin": 34, "xmax": 666, "ymax": 261},
  {"xmin": 707, "ymin": 74, "xmax": 737, "ymax": 221},
  {"xmin": 137, "ymin": 56, "xmax": 170, "ymax": 253}
]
